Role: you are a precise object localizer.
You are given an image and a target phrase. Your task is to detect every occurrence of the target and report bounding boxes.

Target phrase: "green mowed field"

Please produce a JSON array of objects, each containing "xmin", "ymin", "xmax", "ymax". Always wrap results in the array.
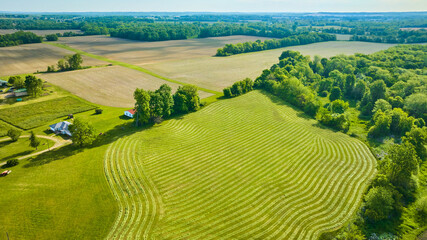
[
  {"xmin": 0, "ymin": 143, "xmax": 117, "ymax": 240},
  {"xmin": 104, "ymin": 91, "xmax": 376, "ymax": 239},
  {"xmin": 0, "ymin": 96, "xmax": 96, "ymax": 129},
  {"xmin": 0, "ymin": 137, "xmax": 55, "ymax": 161},
  {"xmin": 0, "ymin": 105, "xmax": 133, "ymax": 240},
  {"xmin": 143, "ymin": 41, "xmax": 397, "ymax": 91}
]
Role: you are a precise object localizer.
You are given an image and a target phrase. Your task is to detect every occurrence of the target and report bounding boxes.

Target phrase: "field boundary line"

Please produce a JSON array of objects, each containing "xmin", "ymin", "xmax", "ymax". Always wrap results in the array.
[{"xmin": 44, "ymin": 42, "xmax": 222, "ymax": 96}]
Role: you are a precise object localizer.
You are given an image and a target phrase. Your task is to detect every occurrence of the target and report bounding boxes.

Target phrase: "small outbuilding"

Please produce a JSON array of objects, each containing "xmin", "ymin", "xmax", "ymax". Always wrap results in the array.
[
  {"xmin": 124, "ymin": 109, "xmax": 136, "ymax": 118},
  {"xmin": 14, "ymin": 88, "xmax": 28, "ymax": 97},
  {"xmin": 50, "ymin": 121, "xmax": 72, "ymax": 136},
  {"xmin": 0, "ymin": 79, "xmax": 7, "ymax": 87}
]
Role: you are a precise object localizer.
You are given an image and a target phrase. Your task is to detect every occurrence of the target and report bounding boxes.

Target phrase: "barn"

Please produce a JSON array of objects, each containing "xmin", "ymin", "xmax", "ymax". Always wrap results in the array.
[
  {"xmin": 14, "ymin": 88, "xmax": 28, "ymax": 97},
  {"xmin": 0, "ymin": 79, "xmax": 7, "ymax": 87},
  {"xmin": 124, "ymin": 109, "xmax": 136, "ymax": 118}
]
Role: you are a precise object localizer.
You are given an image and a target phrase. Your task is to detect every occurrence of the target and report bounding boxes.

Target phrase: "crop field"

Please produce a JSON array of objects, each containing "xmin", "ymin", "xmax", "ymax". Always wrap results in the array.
[
  {"xmin": 104, "ymin": 91, "xmax": 376, "ymax": 239},
  {"xmin": 39, "ymin": 65, "xmax": 213, "ymax": 107},
  {"xmin": 58, "ymin": 35, "xmax": 274, "ymax": 65},
  {"xmin": 0, "ymin": 96, "xmax": 95, "ymax": 129},
  {"xmin": 0, "ymin": 29, "xmax": 83, "ymax": 36},
  {"xmin": 143, "ymin": 41, "xmax": 397, "ymax": 91},
  {"xmin": 0, "ymin": 43, "xmax": 106, "ymax": 76},
  {"xmin": 51, "ymin": 36, "xmax": 396, "ymax": 92}
]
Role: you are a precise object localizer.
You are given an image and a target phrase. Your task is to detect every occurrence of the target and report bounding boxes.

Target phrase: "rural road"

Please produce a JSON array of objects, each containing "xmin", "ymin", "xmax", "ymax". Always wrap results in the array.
[{"xmin": 0, "ymin": 135, "xmax": 71, "ymax": 166}]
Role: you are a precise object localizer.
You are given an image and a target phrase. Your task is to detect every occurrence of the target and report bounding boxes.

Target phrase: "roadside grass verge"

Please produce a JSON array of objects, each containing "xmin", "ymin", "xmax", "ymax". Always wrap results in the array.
[{"xmin": 0, "ymin": 96, "xmax": 96, "ymax": 129}]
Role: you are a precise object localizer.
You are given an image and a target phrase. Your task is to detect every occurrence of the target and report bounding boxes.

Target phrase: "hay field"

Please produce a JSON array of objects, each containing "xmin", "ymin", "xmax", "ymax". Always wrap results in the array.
[
  {"xmin": 58, "ymin": 35, "xmax": 274, "ymax": 65},
  {"xmin": 39, "ymin": 66, "xmax": 213, "ymax": 108},
  {"xmin": 104, "ymin": 91, "xmax": 376, "ymax": 239},
  {"xmin": 0, "ymin": 43, "xmax": 106, "ymax": 76},
  {"xmin": 143, "ymin": 41, "xmax": 397, "ymax": 91},
  {"xmin": 0, "ymin": 29, "xmax": 83, "ymax": 36}
]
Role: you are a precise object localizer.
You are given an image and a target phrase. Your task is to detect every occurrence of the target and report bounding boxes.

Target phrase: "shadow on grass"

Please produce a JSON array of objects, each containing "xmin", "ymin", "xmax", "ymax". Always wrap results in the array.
[
  {"xmin": 23, "ymin": 144, "xmax": 79, "ymax": 168},
  {"xmin": 258, "ymin": 90, "xmax": 345, "ymax": 132},
  {"xmin": 22, "ymin": 118, "xmax": 153, "ymax": 168},
  {"xmin": 258, "ymin": 90, "xmax": 314, "ymax": 121}
]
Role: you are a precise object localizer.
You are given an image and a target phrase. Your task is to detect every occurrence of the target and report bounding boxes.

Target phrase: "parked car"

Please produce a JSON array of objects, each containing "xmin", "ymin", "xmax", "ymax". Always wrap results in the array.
[{"xmin": 1, "ymin": 170, "xmax": 11, "ymax": 176}]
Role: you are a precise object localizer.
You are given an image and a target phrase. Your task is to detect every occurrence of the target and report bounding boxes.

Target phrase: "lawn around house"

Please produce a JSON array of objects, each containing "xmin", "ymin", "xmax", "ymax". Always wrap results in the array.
[{"xmin": 0, "ymin": 137, "xmax": 56, "ymax": 161}]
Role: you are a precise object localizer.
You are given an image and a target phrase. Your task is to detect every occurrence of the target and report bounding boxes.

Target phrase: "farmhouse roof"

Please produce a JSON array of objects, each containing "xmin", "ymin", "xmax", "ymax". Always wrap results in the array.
[
  {"xmin": 14, "ymin": 88, "xmax": 27, "ymax": 93},
  {"xmin": 126, "ymin": 109, "xmax": 136, "ymax": 115},
  {"xmin": 50, "ymin": 121, "xmax": 72, "ymax": 136}
]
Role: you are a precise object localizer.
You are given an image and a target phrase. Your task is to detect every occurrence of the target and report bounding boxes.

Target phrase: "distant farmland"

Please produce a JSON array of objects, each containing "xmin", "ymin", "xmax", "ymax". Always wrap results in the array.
[
  {"xmin": 0, "ymin": 43, "xmax": 106, "ymax": 76},
  {"xmin": 39, "ymin": 66, "xmax": 213, "ymax": 107},
  {"xmin": 57, "ymin": 36, "xmax": 396, "ymax": 92},
  {"xmin": 143, "ymin": 41, "xmax": 397, "ymax": 91},
  {"xmin": 58, "ymin": 35, "xmax": 275, "ymax": 65},
  {"xmin": 0, "ymin": 29, "xmax": 83, "ymax": 36},
  {"xmin": 104, "ymin": 91, "xmax": 376, "ymax": 239}
]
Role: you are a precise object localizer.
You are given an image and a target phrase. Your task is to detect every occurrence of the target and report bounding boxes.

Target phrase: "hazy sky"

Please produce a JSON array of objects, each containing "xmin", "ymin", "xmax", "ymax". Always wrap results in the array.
[{"xmin": 2, "ymin": 0, "xmax": 426, "ymax": 12}]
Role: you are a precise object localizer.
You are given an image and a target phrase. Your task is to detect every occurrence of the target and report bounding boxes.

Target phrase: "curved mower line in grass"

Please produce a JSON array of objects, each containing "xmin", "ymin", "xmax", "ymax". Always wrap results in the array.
[
  {"xmin": 103, "ymin": 91, "xmax": 376, "ymax": 239},
  {"xmin": 44, "ymin": 42, "xmax": 221, "ymax": 96}
]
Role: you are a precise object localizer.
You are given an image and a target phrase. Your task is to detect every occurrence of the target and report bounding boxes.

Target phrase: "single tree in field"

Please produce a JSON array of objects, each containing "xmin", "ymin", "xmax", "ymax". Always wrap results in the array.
[
  {"xmin": 25, "ymin": 75, "xmax": 43, "ymax": 97},
  {"xmin": 134, "ymin": 88, "xmax": 151, "ymax": 126},
  {"xmin": 67, "ymin": 53, "xmax": 83, "ymax": 70},
  {"xmin": 69, "ymin": 118, "xmax": 97, "ymax": 147},
  {"xmin": 29, "ymin": 131, "xmax": 41, "ymax": 150},
  {"xmin": 156, "ymin": 84, "xmax": 174, "ymax": 118},
  {"xmin": 7, "ymin": 129, "xmax": 21, "ymax": 142},
  {"xmin": 57, "ymin": 58, "xmax": 70, "ymax": 71}
]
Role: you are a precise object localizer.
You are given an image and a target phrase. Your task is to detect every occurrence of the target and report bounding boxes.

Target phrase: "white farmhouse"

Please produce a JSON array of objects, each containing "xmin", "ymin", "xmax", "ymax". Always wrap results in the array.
[
  {"xmin": 50, "ymin": 121, "xmax": 72, "ymax": 136},
  {"xmin": 124, "ymin": 109, "xmax": 136, "ymax": 118}
]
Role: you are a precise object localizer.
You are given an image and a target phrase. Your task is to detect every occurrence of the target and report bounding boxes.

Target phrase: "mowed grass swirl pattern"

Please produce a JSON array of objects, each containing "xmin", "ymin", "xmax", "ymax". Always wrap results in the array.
[{"xmin": 104, "ymin": 91, "xmax": 376, "ymax": 239}]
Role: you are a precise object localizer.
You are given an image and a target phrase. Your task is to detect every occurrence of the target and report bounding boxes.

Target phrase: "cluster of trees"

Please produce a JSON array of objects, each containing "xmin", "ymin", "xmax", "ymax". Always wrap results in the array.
[
  {"xmin": 254, "ymin": 50, "xmax": 322, "ymax": 118},
  {"xmin": 223, "ymin": 78, "xmax": 254, "ymax": 98},
  {"xmin": 215, "ymin": 33, "xmax": 335, "ymax": 56},
  {"xmin": 133, "ymin": 84, "xmax": 200, "ymax": 126},
  {"xmin": 8, "ymin": 75, "xmax": 43, "ymax": 97},
  {"xmin": 47, "ymin": 53, "xmax": 83, "ymax": 72},
  {"xmin": 0, "ymin": 31, "xmax": 42, "ymax": 47},
  {"xmin": 45, "ymin": 34, "xmax": 58, "ymax": 41}
]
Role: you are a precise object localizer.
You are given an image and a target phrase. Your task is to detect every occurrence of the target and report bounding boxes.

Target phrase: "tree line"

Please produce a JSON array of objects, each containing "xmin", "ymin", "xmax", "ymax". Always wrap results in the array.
[
  {"xmin": 46, "ymin": 53, "xmax": 83, "ymax": 72},
  {"xmin": 0, "ymin": 31, "xmax": 42, "ymax": 47},
  {"xmin": 215, "ymin": 32, "xmax": 336, "ymax": 56},
  {"xmin": 133, "ymin": 84, "xmax": 200, "ymax": 126}
]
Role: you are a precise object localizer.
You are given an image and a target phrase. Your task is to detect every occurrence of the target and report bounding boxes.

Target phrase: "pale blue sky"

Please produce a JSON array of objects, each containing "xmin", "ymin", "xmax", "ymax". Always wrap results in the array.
[{"xmin": 2, "ymin": 0, "xmax": 426, "ymax": 12}]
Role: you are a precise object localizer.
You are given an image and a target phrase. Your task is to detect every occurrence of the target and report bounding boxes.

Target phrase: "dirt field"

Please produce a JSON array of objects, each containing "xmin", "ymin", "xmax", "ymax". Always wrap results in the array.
[
  {"xmin": 0, "ymin": 29, "xmax": 83, "ymax": 36},
  {"xmin": 143, "ymin": 41, "xmax": 397, "ymax": 91},
  {"xmin": 58, "ymin": 35, "xmax": 274, "ymax": 65},
  {"xmin": 39, "ymin": 65, "xmax": 213, "ymax": 107},
  {"xmin": 0, "ymin": 43, "xmax": 106, "ymax": 76},
  {"xmin": 57, "ymin": 36, "xmax": 396, "ymax": 92}
]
